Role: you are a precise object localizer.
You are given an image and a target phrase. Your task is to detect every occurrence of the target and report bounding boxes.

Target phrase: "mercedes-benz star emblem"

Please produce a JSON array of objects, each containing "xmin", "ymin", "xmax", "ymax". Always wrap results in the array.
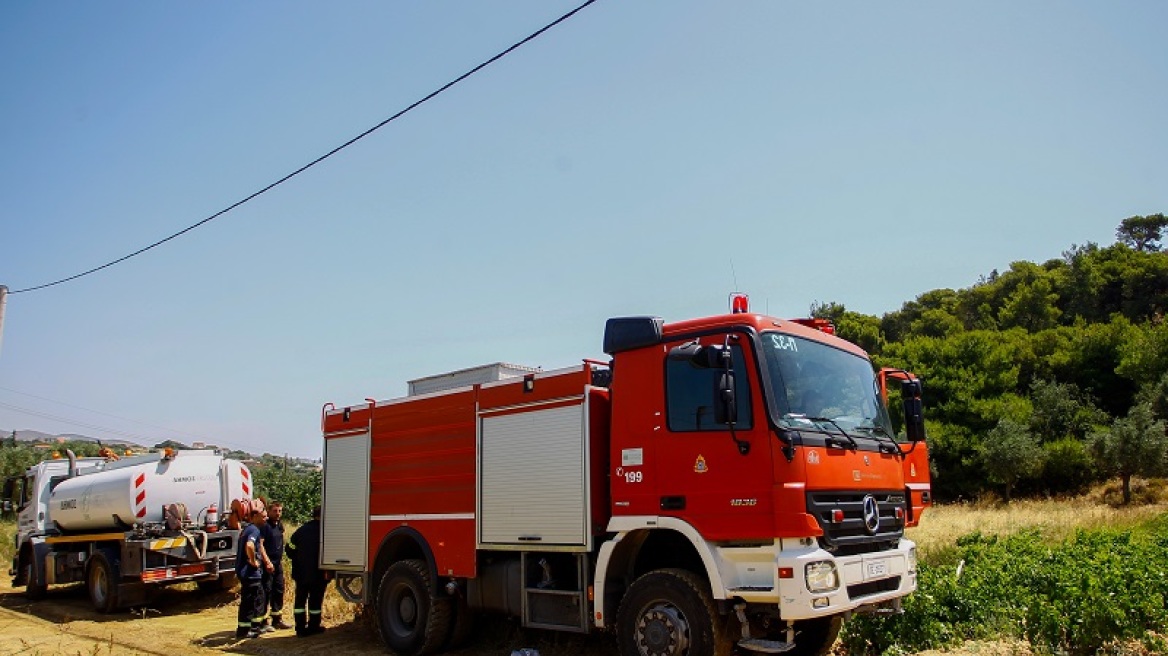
[{"xmin": 862, "ymin": 495, "xmax": 880, "ymax": 534}]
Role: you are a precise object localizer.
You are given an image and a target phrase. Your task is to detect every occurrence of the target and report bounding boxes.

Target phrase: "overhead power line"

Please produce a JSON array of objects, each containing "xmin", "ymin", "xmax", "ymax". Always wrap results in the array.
[
  {"xmin": 11, "ymin": 0, "xmax": 599, "ymax": 295},
  {"xmin": 0, "ymin": 400, "xmax": 172, "ymax": 444},
  {"xmin": 0, "ymin": 384, "xmax": 203, "ymax": 441}
]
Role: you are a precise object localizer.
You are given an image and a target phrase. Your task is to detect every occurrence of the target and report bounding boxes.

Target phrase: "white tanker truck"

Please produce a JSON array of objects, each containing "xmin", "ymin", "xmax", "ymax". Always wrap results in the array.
[{"xmin": 8, "ymin": 448, "xmax": 253, "ymax": 612}]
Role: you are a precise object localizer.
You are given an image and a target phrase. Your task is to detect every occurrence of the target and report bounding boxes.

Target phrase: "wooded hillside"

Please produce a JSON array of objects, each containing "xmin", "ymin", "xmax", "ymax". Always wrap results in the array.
[{"xmin": 816, "ymin": 213, "xmax": 1168, "ymax": 502}]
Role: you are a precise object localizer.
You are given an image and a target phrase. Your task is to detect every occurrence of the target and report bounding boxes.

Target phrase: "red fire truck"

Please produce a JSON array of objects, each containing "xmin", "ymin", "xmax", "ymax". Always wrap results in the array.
[{"xmin": 320, "ymin": 297, "xmax": 930, "ymax": 656}]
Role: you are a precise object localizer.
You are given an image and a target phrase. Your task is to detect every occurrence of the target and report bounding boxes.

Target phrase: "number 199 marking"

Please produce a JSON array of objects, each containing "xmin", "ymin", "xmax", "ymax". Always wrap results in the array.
[{"xmin": 624, "ymin": 471, "xmax": 643, "ymax": 484}]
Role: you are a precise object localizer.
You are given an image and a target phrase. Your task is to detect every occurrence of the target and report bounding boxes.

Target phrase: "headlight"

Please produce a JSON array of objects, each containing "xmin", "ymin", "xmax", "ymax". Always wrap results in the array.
[
  {"xmin": 805, "ymin": 561, "xmax": 839, "ymax": 593},
  {"xmin": 907, "ymin": 547, "xmax": 918, "ymax": 573}
]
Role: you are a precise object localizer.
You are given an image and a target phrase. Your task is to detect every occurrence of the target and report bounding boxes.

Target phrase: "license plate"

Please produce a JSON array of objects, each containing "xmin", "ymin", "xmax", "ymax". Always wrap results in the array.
[{"xmin": 865, "ymin": 559, "xmax": 888, "ymax": 579}]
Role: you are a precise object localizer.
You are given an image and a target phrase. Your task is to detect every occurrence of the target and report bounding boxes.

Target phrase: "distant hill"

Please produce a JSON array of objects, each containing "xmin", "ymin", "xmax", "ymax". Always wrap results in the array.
[{"xmin": 0, "ymin": 428, "xmax": 145, "ymax": 448}]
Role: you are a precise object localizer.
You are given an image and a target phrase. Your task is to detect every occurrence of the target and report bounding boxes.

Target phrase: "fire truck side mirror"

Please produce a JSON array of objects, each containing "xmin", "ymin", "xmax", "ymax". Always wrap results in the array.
[
  {"xmin": 901, "ymin": 379, "xmax": 925, "ymax": 442},
  {"xmin": 715, "ymin": 371, "xmax": 737, "ymax": 425}
]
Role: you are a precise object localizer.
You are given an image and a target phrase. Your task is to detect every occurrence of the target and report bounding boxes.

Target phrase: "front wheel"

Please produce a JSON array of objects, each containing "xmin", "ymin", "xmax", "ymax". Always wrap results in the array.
[
  {"xmin": 616, "ymin": 569, "xmax": 731, "ymax": 656},
  {"xmin": 376, "ymin": 559, "xmax": 451, "ymax": 656},
  {"xmin": 87, "ymin": 553, "xmax": 120, "ymax": 613},
  {"xmin": 23, "ymin": 557, "xmax": 47, "ymax": 600}
]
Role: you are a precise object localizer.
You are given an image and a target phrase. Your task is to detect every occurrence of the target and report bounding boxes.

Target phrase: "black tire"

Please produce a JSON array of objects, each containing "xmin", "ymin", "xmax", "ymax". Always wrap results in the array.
[
  {"xmin": 87, "ymin": 553, "xmax": 120, "ymax": 613},
  {"xmin": 616, "ymin": 569, "xmax": 731, "ymax": 656},
  {"xmin": 785, "ymin": 616, "xmax": 842, "ymax": 656},
  {"xmin": 23, "ymin": 557, "xmax": 47, "ymax": 600},
  {"xmin": 376, "ymin": 559, "xmax": 452, "ymax": 656}
]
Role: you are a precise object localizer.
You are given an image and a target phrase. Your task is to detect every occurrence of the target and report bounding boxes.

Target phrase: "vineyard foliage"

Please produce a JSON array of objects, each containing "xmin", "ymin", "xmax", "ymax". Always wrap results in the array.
[{"xmin": 843, "ymin": 515, "xmax": 1168, "ymax": 655}]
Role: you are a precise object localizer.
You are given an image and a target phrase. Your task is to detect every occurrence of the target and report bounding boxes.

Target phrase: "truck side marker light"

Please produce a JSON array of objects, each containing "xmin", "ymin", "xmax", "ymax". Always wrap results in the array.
[{"xmin": 778, "ymin": 567, "xmax": 794, "ymax": 579}]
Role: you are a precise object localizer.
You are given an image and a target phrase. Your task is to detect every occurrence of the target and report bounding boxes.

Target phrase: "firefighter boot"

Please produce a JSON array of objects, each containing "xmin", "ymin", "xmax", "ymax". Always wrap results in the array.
[
  {"xmin": 295, "ymin": 610, "xmax": 307, "ymax": 638},
  {"xmin": 307, "ymin": 612, "xmax": 326, "ymax": 635},
  {"xmin": 271, "ymin": 614, "xmax": 292, "ymax": 630}
]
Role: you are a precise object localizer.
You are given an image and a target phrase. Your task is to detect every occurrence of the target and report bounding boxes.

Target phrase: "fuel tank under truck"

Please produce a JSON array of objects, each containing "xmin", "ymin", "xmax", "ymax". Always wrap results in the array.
[{"xmin": 48, "ymin": 450, "xmax": 251, "ymax": 532}]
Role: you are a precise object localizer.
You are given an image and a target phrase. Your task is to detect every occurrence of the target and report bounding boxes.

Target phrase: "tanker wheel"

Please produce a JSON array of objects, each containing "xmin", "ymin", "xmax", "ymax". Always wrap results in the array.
[
  {"xmin": 616, "ymin": 569, "xmax": 731, "ymax": 656},
  {"xmin": 784, "ymin": 616, "xmax": 843, "ymax": 656},
  {"xmin": 23, "ymin": 556, "xmax": 47, "ymax": 600},
  {"xmin": 376, "ymin": 559, "xmax": 451, "ymax": 656},
  {"xmin": 87, "ymin": 553, "xmax": 120, "ymax": 613}
]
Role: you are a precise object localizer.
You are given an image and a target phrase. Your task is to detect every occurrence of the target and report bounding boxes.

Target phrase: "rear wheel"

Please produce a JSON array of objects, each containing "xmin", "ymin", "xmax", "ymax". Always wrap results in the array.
[
  {"xmin": 616, "ymin": 569, "xmax": 731, "ymax": 656},
  {"xmin": 376, "ymin": 559, "xmax": 451, "ymax": 656},
  {"xmin": 23, "ymin": 557, "xmax": 47, "ymax": 600},
  {"xmin": 87, "ymin": 553, "xmax": 119, "ymax": 613}
]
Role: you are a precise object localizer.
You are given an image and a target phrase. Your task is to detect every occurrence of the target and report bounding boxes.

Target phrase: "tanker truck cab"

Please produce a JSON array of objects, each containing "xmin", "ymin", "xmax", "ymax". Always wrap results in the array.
[
  {"xmin": 600, "ymin": 308, "xmax": 929, "ymax": 654},
  {"xmin": 10, "ymin": 450, "xmax": 252, "ymax": 611}
]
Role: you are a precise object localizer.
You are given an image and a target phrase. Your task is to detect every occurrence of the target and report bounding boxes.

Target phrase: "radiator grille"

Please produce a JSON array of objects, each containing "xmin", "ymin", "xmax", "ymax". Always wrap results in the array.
[{"xmin": 805, "ymin": 490, "xmax": 905, "ymax": 556}]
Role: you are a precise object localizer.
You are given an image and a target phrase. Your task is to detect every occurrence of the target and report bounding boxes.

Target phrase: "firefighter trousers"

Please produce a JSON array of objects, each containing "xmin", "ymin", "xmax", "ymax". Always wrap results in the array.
[{"xmin": 293, "ymin": 581, "xmax": 328, "ymax": 633}]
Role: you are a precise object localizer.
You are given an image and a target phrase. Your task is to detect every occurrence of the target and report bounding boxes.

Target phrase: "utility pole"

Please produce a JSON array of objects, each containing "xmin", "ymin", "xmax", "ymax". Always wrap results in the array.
[{"xmin": 0, "ymin": 285, "xmax": 8, "ymax": 359}]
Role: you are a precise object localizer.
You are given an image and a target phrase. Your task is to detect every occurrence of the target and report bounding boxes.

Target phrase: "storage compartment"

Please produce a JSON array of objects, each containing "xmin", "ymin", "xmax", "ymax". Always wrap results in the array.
[
  {"xmin": 478, "ymin": 402, "xmax": 590, "ymax": 547},
  {"xmin": 322, "ymin": 431, "xmax": 370, "ymax": 568}
]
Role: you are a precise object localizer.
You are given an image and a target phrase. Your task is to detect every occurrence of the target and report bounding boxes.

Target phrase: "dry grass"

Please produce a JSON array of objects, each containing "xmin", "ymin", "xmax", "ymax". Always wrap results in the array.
[{"xmin": 906, "ymin": 484, "xmax": 1168, "ymax": 562}]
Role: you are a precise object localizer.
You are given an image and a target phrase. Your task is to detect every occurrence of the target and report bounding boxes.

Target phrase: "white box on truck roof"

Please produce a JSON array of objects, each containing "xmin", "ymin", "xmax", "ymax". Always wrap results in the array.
[{"xmin": 407, "ymin": 362, "xmax": 539, "ymax": 396}]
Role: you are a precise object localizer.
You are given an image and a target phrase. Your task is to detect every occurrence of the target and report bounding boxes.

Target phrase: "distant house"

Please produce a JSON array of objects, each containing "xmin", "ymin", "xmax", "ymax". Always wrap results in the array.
[{"xmin": 192, "ymin": 441, "xmax": 206, "ymax": 449}]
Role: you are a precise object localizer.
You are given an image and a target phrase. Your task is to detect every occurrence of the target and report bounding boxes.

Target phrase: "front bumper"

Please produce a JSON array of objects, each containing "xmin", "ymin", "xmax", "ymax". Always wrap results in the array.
[{"xmin": 715, "ymin": 537, "xmax": 917, "ymax": 620}]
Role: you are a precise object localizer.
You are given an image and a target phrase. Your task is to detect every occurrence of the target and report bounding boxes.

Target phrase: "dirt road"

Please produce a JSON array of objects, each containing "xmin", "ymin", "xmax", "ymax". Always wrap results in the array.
[
  {"xmin": 0, "ymin": 576, "xmax": 610, "ymax": 656},
  {"xmin": 0, "ymin": 576, "xmax": 1033, "ymax": 656},
  {"xmin": 0, "ymin": 576, "xmax": 394, "ymax": 656}
]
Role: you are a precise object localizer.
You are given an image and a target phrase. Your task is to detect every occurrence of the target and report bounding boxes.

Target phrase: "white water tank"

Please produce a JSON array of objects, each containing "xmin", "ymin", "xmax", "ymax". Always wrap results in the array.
[{"xmin": 49, "ymin": 451, "xmax": 251, "ymax": 532}]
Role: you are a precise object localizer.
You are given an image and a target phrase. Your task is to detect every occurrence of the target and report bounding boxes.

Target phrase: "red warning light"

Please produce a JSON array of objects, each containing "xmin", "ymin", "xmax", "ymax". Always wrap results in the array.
[{"xmin": 729, "ymin": 293, "xmax": 749, "ymax": 314}]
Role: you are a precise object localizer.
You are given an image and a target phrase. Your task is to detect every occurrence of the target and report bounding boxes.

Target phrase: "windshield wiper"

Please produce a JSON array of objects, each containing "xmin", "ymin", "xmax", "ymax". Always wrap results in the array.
[
  {"xmin": 853, "ymin": 424, "xmax": 903, "ymax": 456},
  {"xmin": 804, "ymin": 416, "xmax": 858, "ymax": 450}
]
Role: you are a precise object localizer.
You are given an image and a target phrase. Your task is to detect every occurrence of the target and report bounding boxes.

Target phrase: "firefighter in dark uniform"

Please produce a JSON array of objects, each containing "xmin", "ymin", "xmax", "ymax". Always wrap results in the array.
[
  {"xmin": 259, "ymin": 500, "xmax": 290, "ymax": 629},
  {"xmin": 235, "ymin": 500, "xmax": 268, "ymax": 639},
  {"xmin": 286, "ymin": 505, "xmax": 331, "ymax": 636}
]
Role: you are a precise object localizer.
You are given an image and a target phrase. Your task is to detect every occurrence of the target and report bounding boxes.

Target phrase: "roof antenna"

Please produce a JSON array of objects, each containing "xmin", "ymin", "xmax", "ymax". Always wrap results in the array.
[{"xmin": 730, "ymin": 257, "xmax": 739, "ymax": 291}]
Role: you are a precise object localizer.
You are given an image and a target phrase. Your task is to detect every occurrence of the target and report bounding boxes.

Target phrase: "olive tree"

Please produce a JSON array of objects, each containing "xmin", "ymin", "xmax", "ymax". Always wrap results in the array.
[
  {"xmin": 1091, "ymin": 404, "xmax": 1168, "ymax": 504},
  {"xmin": 980, "ymin": 419, "xmax": 1045, "ymax": 503}
]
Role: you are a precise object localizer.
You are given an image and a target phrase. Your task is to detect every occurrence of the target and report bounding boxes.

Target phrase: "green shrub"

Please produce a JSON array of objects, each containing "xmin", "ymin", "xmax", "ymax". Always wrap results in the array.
[{"xmin": 842, "ymin": 521, "xmax": 1168, "ymax": 655}]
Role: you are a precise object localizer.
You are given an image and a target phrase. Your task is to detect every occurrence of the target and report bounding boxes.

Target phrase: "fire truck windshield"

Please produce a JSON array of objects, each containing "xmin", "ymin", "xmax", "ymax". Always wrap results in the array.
[{"xmin": 759, "ymin": 332, "xmax": 894, "ymax": 439}]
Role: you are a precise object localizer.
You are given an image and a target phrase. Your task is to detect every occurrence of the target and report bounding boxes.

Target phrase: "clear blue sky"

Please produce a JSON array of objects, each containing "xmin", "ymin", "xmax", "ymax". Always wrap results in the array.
[{"xmin": 1, "ymin": 1, "xmax": 1165, "ymax": 459}]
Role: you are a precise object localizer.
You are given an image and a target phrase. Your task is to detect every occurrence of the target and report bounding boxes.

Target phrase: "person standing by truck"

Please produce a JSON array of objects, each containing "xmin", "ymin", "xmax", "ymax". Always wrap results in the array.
[
  {"xmin": 286, "ymin": 505, "xmax": 331, "ymax": 637},
  {"xmin": 259, "ymin": 501, "xmax": 290, "ymax": 630},
  {"xmin": 235, "ymin": 500, "xmax": 269, "ymax": 639}
]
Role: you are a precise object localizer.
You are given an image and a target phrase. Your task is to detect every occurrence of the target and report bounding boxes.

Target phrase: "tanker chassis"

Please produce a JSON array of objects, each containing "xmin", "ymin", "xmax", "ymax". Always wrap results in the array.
[
  {"xmin": 320, "ymin": 301, "xmax": 932, "ymax": 656},
  {"xmin": 9, "ymin": 449, "xmax": 253, "ymax": 612}
]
